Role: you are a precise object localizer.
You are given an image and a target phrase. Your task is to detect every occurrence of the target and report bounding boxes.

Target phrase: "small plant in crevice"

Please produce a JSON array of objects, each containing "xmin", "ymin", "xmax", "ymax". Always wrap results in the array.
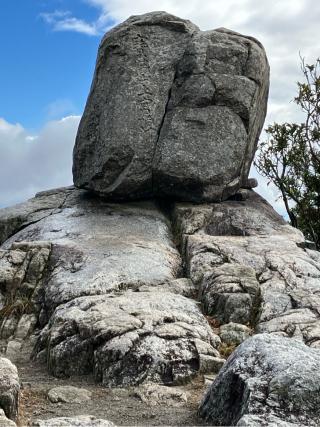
[
  {"xmin": 219, "ymin": 342, "xmax": 238, "ymax": 359},
  {"xmin": 0, "ymin": 296, "xmax": 33, "ymax": 323}
]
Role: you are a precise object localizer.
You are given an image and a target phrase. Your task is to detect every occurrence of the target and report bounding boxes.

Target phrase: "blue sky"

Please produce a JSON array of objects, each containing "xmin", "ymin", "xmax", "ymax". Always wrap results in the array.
[
  {"xmin": 0, "ymin": 0, "xmax": 102, "ymax": 130},
  {"xmin": 1, "ymin": 0, "xmax": 319, "ymax": 213}
]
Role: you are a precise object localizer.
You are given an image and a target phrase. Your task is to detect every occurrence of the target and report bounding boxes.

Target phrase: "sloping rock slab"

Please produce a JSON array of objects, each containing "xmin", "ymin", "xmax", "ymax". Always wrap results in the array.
[
  {"xmin": 0, "ymin": 358, "xmax": 19, "ymax": 420},
  {"xmin": 1, "ymin": 188, "xmax": 181, "ymax": 315},
  {"xmin": 199, "ymin": 334, "xmax": 320, "ymax": 426},
  {"xmin": 37, "ymin": 291, "xmax": 220, "ymax": 386}
]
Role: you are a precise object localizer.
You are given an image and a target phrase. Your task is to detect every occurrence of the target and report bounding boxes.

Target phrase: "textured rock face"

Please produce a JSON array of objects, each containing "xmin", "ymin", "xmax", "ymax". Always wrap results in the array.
[
  {"xmin": 73, "ymin": 12, "xmax": 269, "ymax": 202},
  {"xmin": 172, "ymin": 190, "xmax": 320, "ymax": 425},
  {"xmin": 174, "ymin": 190, "xmax": 320, "ymax": 345},
  {"xmin": 1, "ymin": 185, "xmax": 320, "ymax": 423},
  {"xmin": 0, "ymin": 241, "xmax": 50, "ymax": 360},
  {"xmin": 0, "ymin": 187, "xmax": 220, "ymax": 386},
  {"xmin": 37, "ymin": 291, "xmax": 220, "ymax": 385},
  {"xmin": 0, "ymin": 358, "xmax": 19, "ymax": 421},
  {"xmin": 199, "ymin": 334, "xmax": 320, "ymax": 426}
]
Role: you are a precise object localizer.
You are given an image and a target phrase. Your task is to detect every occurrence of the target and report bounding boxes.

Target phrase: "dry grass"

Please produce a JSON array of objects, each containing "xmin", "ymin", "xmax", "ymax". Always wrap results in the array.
[{"xmin": 218, "ymin": 342, "xmax": 237, "ymax": 358}]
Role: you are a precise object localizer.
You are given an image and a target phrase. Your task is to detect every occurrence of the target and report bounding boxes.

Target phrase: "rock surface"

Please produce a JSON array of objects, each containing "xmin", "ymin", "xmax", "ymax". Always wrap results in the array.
[
  {"xmin": 0, "ymin": 187, "xmax": 220, "ymax": 386},
  {"xmin": 199, "ymin": 334, "xmax": 320, "ymax": 426},
  {"xmin": 73, "ymin": 11, "xmax": 269, "ymax": 202},
  {"xmin": 174, "ymin": 189, "xmax": 320, "ymax": 345},
  {"xmin": 133, "ymin": 384, "xmax": 188, "ymax": 406},
  {"xmin": 219, "ymin": 322, "xmax": 251, "ymax": 345},
  {"xmin": 0, "ymin": 409, "xmax": 16, "ymax": 427},
  {"xmin": 47, "ymin": 386, "xmax": 92, "ymax": 404},
  {"xmin": 172, "ymin": 189, "xmax": 320, "ymax": 425},
  {"xmin": 37, "ymin": 290, "xmax": 220, "ymax": 385},
  {"xmin": 1, "ymin": 184, "xmax": 320, "ymax": 423},
  {"xmin": 0, "ymin": 358, "xmax": 19, "ymax": 420},
  {"xmin": 33, "ymin": 415, "xmax": 115, "ymax": 427}
]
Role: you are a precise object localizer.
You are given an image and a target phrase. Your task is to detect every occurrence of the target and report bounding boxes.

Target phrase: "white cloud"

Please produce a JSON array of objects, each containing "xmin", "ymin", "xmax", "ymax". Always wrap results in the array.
[
  {"xmin": 0, "ymin": 116, "xmax": 80, "ymax": 208},
  {"xmin": 40, "ymin": 10, "xmax": 98, "ymax": 35}
]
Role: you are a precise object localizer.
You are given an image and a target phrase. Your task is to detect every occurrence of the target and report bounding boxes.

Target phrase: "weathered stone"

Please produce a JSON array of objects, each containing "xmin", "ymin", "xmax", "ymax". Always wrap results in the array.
[
  {"xmin": 47, "ymin": 386, "xmax": 92, "ymax": 404},
  {"xmin": 5, "ymin": 340, "xmax": 22, "ymax": 362},
  {"xmin": 0, "ymin": 186, "xmax": 74, "ymax": 245},
  {"xmin": 0, "ymin": 242, "xmax": 51, "ymax": 356},
  {"xmin": 199, "ymin": 334, "xmax": 320, "ymax": 426},
  {"xmin": 73, "ymin": 12, "xmax": 269, "ymax": 202},
  {"xmin": 0, "ymin": 358, "xmax": 19, "ymax": 420},
  {"xmin": 0, "ymin": 187, "xmax": 221, "ymax": 386},
  {"xmin": 173, "ymin": 191, "xmax": 320, "ymax": 345},
  {"xmin": 0, "ymin": 409, "xmax": 16, "ymax": 427},
  {"xmin": 133, "ymin": 384, "xmax": 188, "ymax": 406},
  {"xmin": 33, "ymin": 416, "xmax": 115, "ymax": 427},
  {"xmin": 14, "ymin": 314, "xmax": 37, "ymax": 340},
  {"xmin": 2, "ymin": 189, "xmax": 181, "ymax": 314},
  {"xmin": 37, "ymin": 291, "xmax": 220, "ymax": 385},
  {"xmin": 219, "ymin": 322, "xmax": 252, "ymax": 345}
]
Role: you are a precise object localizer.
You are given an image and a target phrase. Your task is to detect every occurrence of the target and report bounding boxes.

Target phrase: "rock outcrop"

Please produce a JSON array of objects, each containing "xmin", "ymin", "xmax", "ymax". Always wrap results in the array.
[
  {"xmin": 0, "ymin": 187, "xmax": 221, "ymax": 386},
  {"xmin": 2, "ymin": 10, "xmax": 320, "ymax": 426},
  {"xmin": 73, "ymin": 11, "xmax": 269, "ymax": 202},
  {"xmin": 1, "ymin": 186, "xmax": 320, "ymax": 423},
  {"xmin": 173, "ymin": 190, "xmax": 320, "ymax": 425},
  {"xmin": 174, "ymin": 190, "xmax": 320, "ymax": 345}
]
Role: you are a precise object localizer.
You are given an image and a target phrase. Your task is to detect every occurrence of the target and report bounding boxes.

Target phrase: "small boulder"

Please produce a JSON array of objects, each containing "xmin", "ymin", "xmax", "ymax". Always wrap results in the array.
[
  {"xmin": 133, "ymin": 384, "xmax": 188, "ymax": 407},
  {"xmin": 47, "ymin": 386, "xmax": 92, "ymax": 404},
  {"xmin": 219, "ymin": 322, "xmax": 252, "ymax": 345}
]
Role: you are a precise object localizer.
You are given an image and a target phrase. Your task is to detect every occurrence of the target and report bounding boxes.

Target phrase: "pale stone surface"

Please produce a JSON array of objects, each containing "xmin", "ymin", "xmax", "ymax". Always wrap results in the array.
[
  {"xmin": 0, "ymin": 409, "xmax": 16, "ymax": 427},
  {"xmin": 33, "ymin": 416, "xmax": 115, "ymax": 427},
  {"xmin": 47, "ymin": 386, "xmax": 92, "ymax": 404},
  {"xmin": 0, "ymin": 186, "xmax": 74, "ymax": 245},
  {"xmin": 0, "ymin": 187, "xmax": 220, "ymax": 386},
  {"xmin": 73, "ymin": 12, "xmax": 269, "ymax": 202},
  {"xmin": 0, "ymin": 241, "xmax": 51, "ymax": 357},
  {"xmin": 1, "ymin": 182, "xmax": 320, "ymax": 423},
  {"xmin": 1, "ymin": 188, "xmax": 181, "ymax": 314},
  {"xmin": 172, "ymin": 190, "xmax": 320, "ymax": 425},
  {"xmin": 199, "ymin": 334, "xmax": 320, "ymax": 426},
  {"xmin": 133, "ymin": 384, "xmax": 188, "ymax": 406},
  {"xmin": 0, "ymin": 358, "xmax": 19, "ymax": 420},
  {"xmin": 174, "ymin": 190, "xmax": 320, "ymax": 345},
  {"xmin": 219, "ymin": 322, "xmax": 252, "ymax": 345},
  {"xmin": 37, "ymin": 291, "xmax": 220, "ymax": 385}
]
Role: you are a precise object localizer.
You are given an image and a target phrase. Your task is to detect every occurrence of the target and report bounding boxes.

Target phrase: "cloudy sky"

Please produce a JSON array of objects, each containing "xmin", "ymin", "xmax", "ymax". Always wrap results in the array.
[{"xmin": 1, "ymin": 0, "xmax": 319, "ymax": 215}]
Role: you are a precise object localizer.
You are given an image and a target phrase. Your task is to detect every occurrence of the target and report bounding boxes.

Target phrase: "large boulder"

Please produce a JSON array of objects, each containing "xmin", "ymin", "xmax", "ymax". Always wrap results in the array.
[
  {"xmin": 73, "ymin": 11, "xmax": 269, "ymax": 202},
  {"xmin": 198, "ymin": 334, "xmax": 320, "ymax": 426}
]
